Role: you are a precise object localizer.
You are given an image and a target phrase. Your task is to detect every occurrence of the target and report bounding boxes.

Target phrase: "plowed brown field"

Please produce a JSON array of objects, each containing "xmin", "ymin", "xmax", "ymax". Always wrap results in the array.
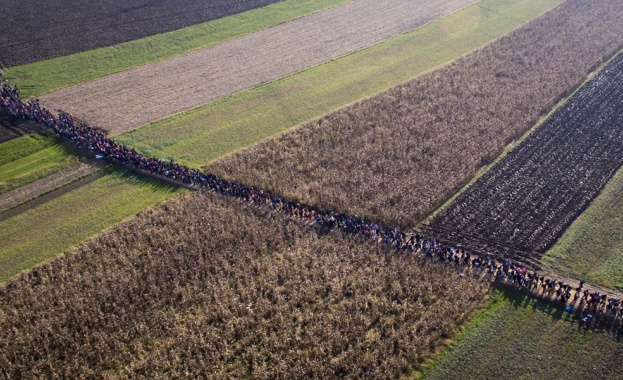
[
  {"xmin": 209, "ymin": 0, "xmax": 623, "ymax": 229},
  {"xmin": 0, "ymin": 0, "xmax": 283, "ymax": 67},
  {"xmin": 40, "ymin": 0, "xmax": 478, "ymax": 135}
]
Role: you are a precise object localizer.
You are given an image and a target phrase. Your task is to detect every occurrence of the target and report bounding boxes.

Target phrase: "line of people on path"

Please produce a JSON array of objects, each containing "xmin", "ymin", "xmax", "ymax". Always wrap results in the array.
[{"xmin": 2, "ymin": 82, "xmax": 621, "ymax": 326}]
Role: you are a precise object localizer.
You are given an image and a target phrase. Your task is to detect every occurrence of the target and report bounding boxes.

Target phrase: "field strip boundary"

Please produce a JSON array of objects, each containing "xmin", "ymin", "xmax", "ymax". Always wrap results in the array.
[
  {"xmin": 117, "ymin": 0, "xmax": 564, "ymax": 167},
  {"xmin": 4, "ymin": 0, "xmax": 352, "ymax": 98}
]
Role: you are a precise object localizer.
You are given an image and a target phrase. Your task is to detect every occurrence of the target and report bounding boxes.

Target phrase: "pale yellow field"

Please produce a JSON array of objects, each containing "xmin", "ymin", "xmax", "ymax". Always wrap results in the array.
[{"xmin": 40, "ymin": 0, "xmax": 478, "ymax": 135}]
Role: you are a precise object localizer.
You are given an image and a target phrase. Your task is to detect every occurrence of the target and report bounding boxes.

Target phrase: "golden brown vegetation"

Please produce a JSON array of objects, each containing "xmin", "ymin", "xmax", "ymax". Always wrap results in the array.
[
  {"xmin": 0, "ymin": 193, "xmax": 489, "ymax": 378},
  {"xmin": 209, "ymin": 0, "xmax": 623, "ymax": 229}
]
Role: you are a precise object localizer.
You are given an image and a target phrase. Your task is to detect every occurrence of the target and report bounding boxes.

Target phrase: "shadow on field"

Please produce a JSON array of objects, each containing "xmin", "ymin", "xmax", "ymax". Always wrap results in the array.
[{"xmin": 499, "ymin": 285, "xmax": 623, "ymax": 341}]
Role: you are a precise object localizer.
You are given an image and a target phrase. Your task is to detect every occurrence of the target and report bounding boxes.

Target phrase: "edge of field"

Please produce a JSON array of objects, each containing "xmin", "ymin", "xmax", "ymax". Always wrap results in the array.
[
  {"xmin": 0, "ymin": 132, "xmax": 86, "ymax": 195},
  {"xmin": 0, "ymin": 168, "xmax": 180, "ymax": 283},
  {"xmin": 4, "ymin": 0, "xmax": 350, "ymax": 98},
  {"xmin": 116, "ymin": 0, "xmax": 564, "ymax": 168},
  {"xmin": 419, "ymin": 47, "xmax": 623, "ymax": 291},
  {"xmin": 421, "ymin": 48, "xmax": 623, "ymax": 225},
  {"xmin": 415, "ymin": 287, "xmax": 623, "ymax": 380},
  {"xmin": 543, "ymin": 163, "xmax": 623, "ymax": 291}
]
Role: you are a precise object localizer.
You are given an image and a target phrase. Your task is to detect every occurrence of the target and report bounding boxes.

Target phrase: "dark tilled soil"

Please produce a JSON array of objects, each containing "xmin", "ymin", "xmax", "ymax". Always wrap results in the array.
[
  {"xmin": 0, "ymin": 110, "xmax": 31, "ymax": 142},
  {"xmin": 0, "ymin": 124, "xmax": 21, "ymax": 143},
  {"xmin": 429, "ymin": 52, "xmax": 623, "ymax": 264},
  {"xmin": 0, "ymin": 0, "xmax": 284, "ymax": 67}
]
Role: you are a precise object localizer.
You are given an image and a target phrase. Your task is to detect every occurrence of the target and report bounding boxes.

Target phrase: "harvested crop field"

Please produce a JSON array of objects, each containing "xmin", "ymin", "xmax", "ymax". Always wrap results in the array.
[
  {"xmin": 6, "ymin": 0, "xmax": 349, "ymax": 98},
  {"xmin": 209, "ymin": 0, "xmax": 623, "ymax": 230},
  {"xmin": 427, "ymin": 52, "xmax": 623, "ymax": 265},
  {"xmin": 543, "ymin": 164, "xmax": 623, "ymax": 291},
  {"xmin": 0, "ymin": 192, "xmax": 489, "ymax": 378},
  {"xmin": 40, "ymin": 0, "xmax": 479, "ymax": 135},
  {"xmin": 0, "ymin": 0, "xmax": 284, "ymax": 67},
  {"xmin": 0, "ymin": 170, "xmax": 178, "ymax": 283},
  {"xmin": 118, "ymin": 0, "xmax": 564, "ymax": 168}
]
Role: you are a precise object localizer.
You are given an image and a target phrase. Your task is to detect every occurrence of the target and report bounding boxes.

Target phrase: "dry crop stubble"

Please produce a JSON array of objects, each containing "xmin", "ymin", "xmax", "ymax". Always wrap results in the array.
[
  {"xmin": 428, "ymin": 52, "xmax": 623, "ymax": 262},
  {"xmin": 0, "ymin": 192, "xmax": 490, "ymax": 378},
  {"xmin": 39, "ymin": 0, "xmax": 479, "ymax": 135},
  {"xmin": 209, "ymin": 0, "xmax": 623, "ymax": 230}
]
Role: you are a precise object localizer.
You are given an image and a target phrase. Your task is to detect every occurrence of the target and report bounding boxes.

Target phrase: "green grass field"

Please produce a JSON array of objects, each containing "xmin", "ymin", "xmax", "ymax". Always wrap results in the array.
[
  {"xmin": 116, "ymin": 0, "xmax": 564, "ymax": 168},
  {"xmin": 543, "ymin": 166, "xmax": 623, "ymax": 291},
  {"xmin": 0, "ymin": 132, "xmax": 58, "ymax": 166},
  {"xmin": 419, "ymin": 288, "xmax": 623, "ymax": 380},
  {"xmin": 4, "ymin": 0, "xmax": 349, "ymax": 98},
  {"xmin": 0, "ymin": 169, "xmax": 179, "ymax": 283},
  {"xmin": 0, "ymin": 133, "xmax": 81, "ymax": 194}
]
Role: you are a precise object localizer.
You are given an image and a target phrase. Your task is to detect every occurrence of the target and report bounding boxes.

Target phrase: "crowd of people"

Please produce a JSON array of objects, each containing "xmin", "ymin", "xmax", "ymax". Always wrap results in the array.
[{"xmin": 2, "ymin": 81, "xmax": 621, "ymax": 326}]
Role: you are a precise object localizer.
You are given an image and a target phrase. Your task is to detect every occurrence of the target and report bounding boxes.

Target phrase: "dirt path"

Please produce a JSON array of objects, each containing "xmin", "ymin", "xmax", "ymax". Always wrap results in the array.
[
  {"xmin": 0, "ymin": 168, "xmax": 104, "ymax": 222},
  {"xmin": 0, "ymin": 162, "xmax": 100, "ymax": 214},
  {"xmin": 40, "ymin": 0, "xmax": 479, "ymax": 135}
]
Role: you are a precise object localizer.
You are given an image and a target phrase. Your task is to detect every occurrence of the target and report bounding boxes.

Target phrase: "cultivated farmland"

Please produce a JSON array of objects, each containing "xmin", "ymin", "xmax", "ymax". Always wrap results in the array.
[
  {"xmin": 428, "ymin": 52, "xmax": 623, "ymax": 264},
  {"xmin": 0, "ymin": 120, "xmax": 21, "ymax": 143},
  {"xmin": 0, "ymin": 193, "xmax": 489, "ymax": 378},
  {"xmin": 210, "ymin": 0, "xmax": 623, "ymax": 230},
  {"xmin": 0, "ymin": 0, "xmax": 284, "ymax": 67},
  {"xmin": 0, "ymin": 132, "xmax": 83, "ymax": 196},
  {"xmin": 0, "ymin": 162, "xmax": 98, "ymax": 213},
  {"xmin": 544, "ymin": 164, "xmax": 623, "ymax": 291},
  {"xmin": 40, "ymin": 0, "xmax": 479, "ymax": 135},
  {"xmin": 117, "ymin": 0, "xmax": 563, "ymax": 168},
  {"xmin": 421, "ymin": 289, "xmax": 623, "ymax": 380},
  {"xmin": 6, "ymin": 0, "xmax": 350, "ymax": 98},
  {"xmin": 0, "ymin": 170, "xmax": 178, "ymax": 282}
]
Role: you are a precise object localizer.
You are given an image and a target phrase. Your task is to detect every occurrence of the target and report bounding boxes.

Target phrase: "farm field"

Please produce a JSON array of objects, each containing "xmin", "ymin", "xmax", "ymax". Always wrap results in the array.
[
  {"xmin": 210, "ymin": 0, "xmax": 623, "ymax": 230},
  {"xmin": 543, "ymin": 164, "xmax": 623, "ymax": 291},
  {"xmin": 0, "ymin": 0, "xmax": 285, "ymax": 67},
  {"xmin": 118, "ymin": 0, "xmax": 563, "ymax": 167},
  {"xmin": 0, "ymin": 192, "xmax": 489, "ymax": 378},
  {"xmin": 39, "ymin": 0, "xmax": 480, "ymax": 135},
  {"xmin": 428, "ymin": 51, "xmax": 623, "ymax": 265},
  {"xmin": 6, "ymin": 0, "xmax": 349, "ymax": 98},
  {"xmin": 0, "ymin": 162, "xmax": 98, "ymax": 213},
  {"xmin": 0, "ymin": 121, "xmax": 22, "ymax": 143},
  {"xmin": 0, "ymin": 170, "xmax": 178, "ymax": 283},
  {"xmin": 0, "ymin": 132, "xmax": 83, "ymax": 195},
  {"xmin": 2, "ymin": 0, "xmax": 623, "ymax": 376},
  {"xmin": 420, "ymin": 288, "xmax": 623, "ymax": 380}
]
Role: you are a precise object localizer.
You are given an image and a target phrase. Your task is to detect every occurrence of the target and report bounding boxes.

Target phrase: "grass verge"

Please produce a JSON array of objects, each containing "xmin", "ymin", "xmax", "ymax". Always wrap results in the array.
[
  {"xmin": 116, "ymin": 0, "xmax": 563, "ymax": 168},
  {"xmin": 0, "ymin": 169, "xmax": 179, "ymax": 283},
  {"xmin": 418, "ymin": 288, "xmax": 623, "ymax": 380},
  {"xmin": 543, "ymin": 165, "xmax": 623, "ymax": 291},
  {"xmin": 0, "ymin": 132, "xmax": 82, "ymax": 195},
  {"xmin": 4, "ymin": 0, "xmax": 349, "ymax": 98},
  {"xmin": 0, "ymin": 132, "xmax": 58, "ymax": 166}
]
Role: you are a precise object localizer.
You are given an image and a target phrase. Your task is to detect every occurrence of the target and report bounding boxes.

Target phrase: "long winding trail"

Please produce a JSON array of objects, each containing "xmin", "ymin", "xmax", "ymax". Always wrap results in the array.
[{"xmin": 39, "ymin": 0, "xmax": 479, "ymax": 135}]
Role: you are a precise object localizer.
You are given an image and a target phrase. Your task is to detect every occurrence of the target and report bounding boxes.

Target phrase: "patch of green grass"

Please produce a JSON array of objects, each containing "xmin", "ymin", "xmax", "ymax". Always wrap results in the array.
[
  {"xmin": 0, "ymin": 132, "xmax": 57, "ymax": 166},
  {"xmin": 4, "ymin": 0, "xmax": 349, "ymax": 98},
  {"xmin": 419, "ymin": 288, "xmax": 623, "ymax": 380},
  {"xmin": 0, "ymin": 144, "xmax": 82, "ymax": 195},
  {"xmin": 543, "ymin": 166, "xmax": 623, "ymax": 291},
  {"xmin": 117, "ymin": 0, "xmax": 564, "ymax": 168},
  {"xmin": 0, "ymin": 169, "xmax": 179, "ymax": 283}
]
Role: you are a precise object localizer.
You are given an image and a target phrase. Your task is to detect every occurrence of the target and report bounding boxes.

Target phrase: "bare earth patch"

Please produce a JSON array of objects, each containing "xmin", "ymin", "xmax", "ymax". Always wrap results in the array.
[
  {"xmin": 0, "ymin": 163, "xmax": 99, "ymax": 214},
  {"xmin": 40, "ymin": 0, "xmax": 478, "ymax": 135}
]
